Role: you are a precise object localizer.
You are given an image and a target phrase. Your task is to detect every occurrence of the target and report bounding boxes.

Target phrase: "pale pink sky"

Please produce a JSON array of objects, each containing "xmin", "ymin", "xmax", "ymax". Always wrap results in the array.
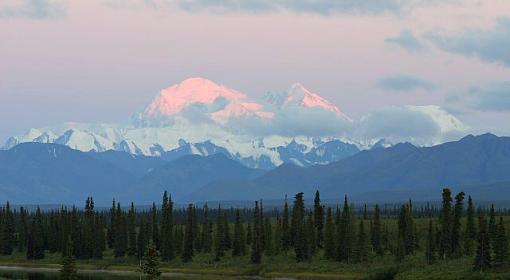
[{"xmin": 1, "ymin": 0, "xmax": 510, "ymax": 140}]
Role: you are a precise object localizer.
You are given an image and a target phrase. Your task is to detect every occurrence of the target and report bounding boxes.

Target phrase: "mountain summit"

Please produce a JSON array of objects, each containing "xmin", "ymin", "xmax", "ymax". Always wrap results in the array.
[
  {"xmin": 137, "ymin": 77, "xmax": 273, "ymax": 126},
  {"xmin": 286, "ymin": 83, "xmax": 351, "ymax": 121}
]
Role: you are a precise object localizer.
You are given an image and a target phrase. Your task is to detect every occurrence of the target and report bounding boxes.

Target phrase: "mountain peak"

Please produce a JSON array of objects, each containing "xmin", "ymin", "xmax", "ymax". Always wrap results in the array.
[
  {"xmin": 139, "ymin": 77, "xmax": 272, "ymax": 125},
  {"xmin": 287, "ymin": 83, "xmax": 351, "ymax": 121}
]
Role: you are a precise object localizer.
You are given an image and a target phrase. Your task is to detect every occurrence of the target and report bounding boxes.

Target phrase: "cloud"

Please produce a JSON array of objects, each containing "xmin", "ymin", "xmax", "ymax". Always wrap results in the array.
[
  {"xmin": 451, "ymin": 81, "xmax": 510, "ymax": 112},
  {"xmin": 356, "ymin": 105, "xmax": 468, "ymax": 145},
  {"xmin": 377, "ymin": 75, "xmax": 436, "ymax": 91},
  {"xmin": 175, "ymin": 0, "xmax": 407, "ymax": 15},
  {"xmin": 0, "ymin": 0, "xmax": 65, "ymax": 19},
  {"xmin": 427, "ymin": 17, "xmax": 510, "ymax": 67},
  {"xmin": 122, "ymin": 0, "xmax": 460, "ymax": 16},
  {"xmin": 385, "ymin": 30, "xmax": 425, "ymax": 52},
  {"xmin": 225, "ymin": 105, "xmax": 354, "ymax": 138}
]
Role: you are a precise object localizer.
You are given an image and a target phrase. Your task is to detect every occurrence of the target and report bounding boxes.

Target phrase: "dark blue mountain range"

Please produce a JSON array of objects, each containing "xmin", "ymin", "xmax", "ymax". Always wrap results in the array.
[{"xmin": 1, "ymin": 134, "xmax": 509, "ymax": 205}]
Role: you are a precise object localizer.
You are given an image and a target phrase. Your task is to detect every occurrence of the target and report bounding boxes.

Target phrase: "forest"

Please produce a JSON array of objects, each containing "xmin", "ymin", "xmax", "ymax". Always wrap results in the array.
[{"xmin": 0, "ymin": 189, "xmax": 509, "ymax": 279}]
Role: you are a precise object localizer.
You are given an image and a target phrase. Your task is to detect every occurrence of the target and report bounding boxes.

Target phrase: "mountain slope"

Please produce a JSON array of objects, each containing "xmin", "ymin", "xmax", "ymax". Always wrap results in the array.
[
  {"xmin": 131, "ymin": 153, "xmax": 265, "ymax": 203},
  {"xmin": 187, "ymin": 134, "xmax": 510, "ymax": 201},
  {"xmin": 0, "ymin": 143, "xmax": 136, "ymax": 205}
]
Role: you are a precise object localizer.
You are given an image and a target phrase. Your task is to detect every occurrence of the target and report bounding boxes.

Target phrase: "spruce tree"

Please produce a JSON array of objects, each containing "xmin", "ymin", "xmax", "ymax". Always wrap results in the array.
[
  {"xmin": 425, "ymin": 219, "xmax": 436, "ymax": 264},
  {"xmin": 17, "ymin": 206, "xmax": 28, "ymax": 253},
  {"xmin": 107, "ymin": 199, "xmax": 116, "ymax": 249},
  {"xmin": 493, "ymin": 217, "xmax": 509, "ymax": 269},
  {"xmin": 273, "ymin": 215, "xmax": 282, "ymax": 255},
  {"xmin": 264, "ymin": 217, "xmax": 274, "ymax": 256},
  {"xmin": 451, "ymin": 192, "xmax": 465, "ymax": 257},
  {"xmin": 292, "ymin": 192, "xmax": 307, "ymax": 262},
  {"xmin": 0, "ymin": 202, "xmax": 15, "ymax": 255},
  {"xmin": 160, "ymin": 191, "xmax": 174, "ymax": 261},
  {"xmin": 137, "ymin": 219, "xmax": 148, "ymax": 259},
  {"xmin": 151, "ymin": 203, "xmax": 160, "ymax": 250},
  {"xmin": 250, "ymin": 201, "xmax": 262, "ymax": 264},
  {"xmin": 181, "ymin": 204, "xmax": 194, "ymax": 262},
  {"xmin": 174, "ymin": 225, "xmax": 184, "ymax": 255},
  {"xmin": 127, "ymin": 202, "xmax": 137, "ymax": 257},
  {"xmin": 93, "ymin": 212, "xmax": 105, "ymax": 259},
  {"xmin": 281, "ymin": 195, "xmax": 291, "ymax": 252},
  {"xmin": 113, "ymin": 203, "xmax": 127, "ymax": 258},
  {"xmin": 201, "ymin": 204, "xmax": 213, "ymax": 253},
  {"xmin": 222, "ymin": 211, "xmax": 231, "ymax": 251},
  {"xmin": 313, "ymin": 190, "xmax": 324, "ymax": 248},
  {"xmin": 439, "ymin": 188, "xmax": 453, "ymax": 259},
  {"xmin": 464, "ymin": 195, "xmax": 477, "ymax": 256},
  {"xmin": 60, "ymin": 236, "xmax": 78, "ymax": 280},
  {"xmin": 305, "ymin": 211, "xmax": 315, "ymax": 259},
  {"xmin": 232, "ymin": 209, "xmax": 245, "ymax": 257},
  {"xmin": 473, "ymin": 214, "xmax": 491, "ymax": 272},
  {"xmin": 354, "ymin": 220, "xmax": 368, "ymax": 263},
  {"xmin": 27, "ymin": 207, "xmax": 44, "ymax": 260},
  {"xmin": 141, "ymin": 243, "xmax": 162, "ymax": 280},
  {"xmin": 214, "ymin": 206, "xmax": 225, "ymax": 261},
  {"xmin": 336, "ymin": 195, "xmax": 353, "ymax": 263},
  {"xmin": 246, "ymin": 223, "xmax": 253, "ymax": 246},
  {"xmin": 488, "ymin": 204, "xmax": 497, "ymax": 250},
  {"xmin": 371, "ymin": 204, "xmax": 383, "ymax": 256},
  {"xmin": 323, "ymin": 207, "xmax": 336, "ymax": 260}
]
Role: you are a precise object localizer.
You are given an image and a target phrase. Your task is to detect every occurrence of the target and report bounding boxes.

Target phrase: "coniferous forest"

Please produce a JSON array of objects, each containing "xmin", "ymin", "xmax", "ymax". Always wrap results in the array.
[{"xmin": 1, "ymin": 189, "xmax": 510, "ymax": 279}]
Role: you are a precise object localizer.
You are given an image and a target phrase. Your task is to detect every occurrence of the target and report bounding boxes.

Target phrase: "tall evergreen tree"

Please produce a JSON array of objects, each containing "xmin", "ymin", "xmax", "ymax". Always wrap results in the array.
[
  {"xmin": 60, "ymin": 236, "xmax": 78, "ymax": 280},
  {"xmin": 222, "ymin": 211, "xmax": 231, "ymax": 251},
  {"xmin": 323, "ymin": 207, "xmax": 336, "ymax": 260},
  {"xmin": 201, "ymin": 204, "xmax": 213, "ymax": 253},
  {"xmin": 464, "ymin": 195, "xmax": 477, "ymax": 256},
  {"xmin": 313, "ymin": 191, "xmax": 324, "ymax": 248},
  {"xmin": 291, "ymin": 192, "xmax": 307, "ymax": 262},
  {"xmin": 151, "ymin": 203, "xmax": 160, "ymax": 250},
  {"xmin": 27, "ymin": 207, "xmax": 45, "ymax": 260},
  {"xmin": 113, "ymin": 203, "xmax": 127, "ymax": 258},
  {"xmin": 17, "ymin": 206, "xmax": 28, "ymax": 253},
  {"xmin": 232, "ymin": 209, "xmax": 246, "ymax": 256},
  {"xmin": 160, "ymin": 191, "xmax": 175, "ymax": 261},
  {"xmin": 305, "ymin": 211, "xmax": 315, "ymax": 259},
  {"xmin": 0, "ymin": 202, "xmax": 15, "ymax": 255},
  {"xmin": 250, "ymin": 201, "xmax": 262, "ymax": 264},
  {"xmin": 214, "ymin": 206, "xmax": 225, "ymax": 261},
  {"xmin": 371, "ymin": 204, "xmax": 383, "ymax": 256},
  {"xmin": 141, "ymin": 243, "xmax": 161, "ymax": 280},
  {"xmin": 107, "ymin": 199, "xmax": 116, "ymax": 249},
  {"xmin": 246, "ymin": 223, "xmax": 253, "ymax": 246},
  {"xmin": 488, "ymin": 204, "xmax": 497, "ymax": 250},
  {"xmin": 281, "ymin": 195, "xmax": 291, "ymax": 253},
  {"xmin": 181, "ymin": 204, "xmax": 194, "ymax": 262},
  {"xmin": 493, "ymin": 217, "xmax": 509, "ymax": 269},
  {"xmin": 264, "ymin": 217, "xmax": 274, "ymax": 256},
  {"xmin": 474, "ymin": 214, "xmax": 491, "ymax": 272},
  {"xmin": 354, "ymin": 220, "xmax": 368, "ymax": 263},
  {"xmin": 439, "ymin": 188, "xmax": 453, "ymax": 259},
  {"xmin": 127, "ymin": 202, "xmax": 137, "ymax": 257},
  {"xmin": 337, "ymin": 195, "xmax": 353, "ymax": 263},
  {"xmin": 451, "ymin": 192, "xmax": 465, "ymax": 257},
  {"xmin": 425, "ymin": 219, "xmax": 436, "ymax": 264},
  {"xmin": 137, "ymin": 219, "xmax": 148, "ymax": 259}
]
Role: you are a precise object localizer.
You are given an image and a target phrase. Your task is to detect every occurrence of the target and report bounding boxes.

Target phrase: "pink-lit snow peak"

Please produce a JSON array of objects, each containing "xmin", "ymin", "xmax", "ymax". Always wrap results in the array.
[
  {"xmin": 143, "ymin": 77, "xmax": 273, "ymax": 121},
  {"xmin": 287, "ymin": 83, "xmax": 351, "ymax": 121}
]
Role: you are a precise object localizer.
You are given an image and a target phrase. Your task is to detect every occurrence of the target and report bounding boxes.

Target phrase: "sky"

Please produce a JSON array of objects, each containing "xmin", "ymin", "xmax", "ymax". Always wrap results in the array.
[{"xmin": 1, "ymin": 0, "xmax": 510, "ymax": 143}]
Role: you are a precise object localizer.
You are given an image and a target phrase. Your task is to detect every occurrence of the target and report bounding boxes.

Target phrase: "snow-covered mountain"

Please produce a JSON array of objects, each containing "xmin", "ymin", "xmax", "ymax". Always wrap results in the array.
[{"xmin": 2, "ymin": 77, "xmax": 468, "ymax": 168}]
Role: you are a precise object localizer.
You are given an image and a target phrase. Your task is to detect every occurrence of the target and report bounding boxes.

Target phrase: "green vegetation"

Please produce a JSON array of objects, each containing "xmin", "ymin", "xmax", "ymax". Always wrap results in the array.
[{"xmin": 1, "ymin": 188, "xmax": 510, "ymax": 279}]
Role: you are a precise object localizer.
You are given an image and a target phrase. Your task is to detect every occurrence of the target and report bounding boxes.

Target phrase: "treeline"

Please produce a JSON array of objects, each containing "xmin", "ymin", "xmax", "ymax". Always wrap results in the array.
[{"xmin": 0, "ymin": 189, "xmax": 508, "ymax": 272}]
